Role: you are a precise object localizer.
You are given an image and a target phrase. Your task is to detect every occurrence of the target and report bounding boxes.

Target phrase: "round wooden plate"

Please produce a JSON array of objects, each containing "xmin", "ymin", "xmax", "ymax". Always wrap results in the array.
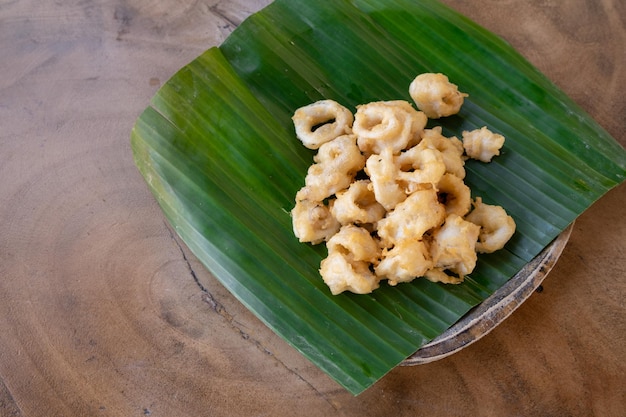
[{"xmin": 403, "ymin": 223, "xmax": 574, "ymax": 365}]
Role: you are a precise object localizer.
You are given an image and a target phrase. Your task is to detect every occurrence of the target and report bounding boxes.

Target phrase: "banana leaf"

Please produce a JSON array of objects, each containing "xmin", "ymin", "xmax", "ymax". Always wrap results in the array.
[{"xmin": 131, "ymin": 0, "xmax": 626, "ymax": 394}]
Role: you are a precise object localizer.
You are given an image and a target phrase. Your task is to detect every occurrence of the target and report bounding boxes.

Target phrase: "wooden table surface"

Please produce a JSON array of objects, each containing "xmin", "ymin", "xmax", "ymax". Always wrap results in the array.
[{"xmin": 1, "ymin": 0, "xmax": 624, "ymax": 415}]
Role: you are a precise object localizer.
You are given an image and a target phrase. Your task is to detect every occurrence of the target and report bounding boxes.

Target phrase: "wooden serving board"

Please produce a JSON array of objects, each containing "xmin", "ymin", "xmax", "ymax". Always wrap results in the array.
[{"xmin": 0, "ymin": 0, "xmax": 624, "ymax": 415}]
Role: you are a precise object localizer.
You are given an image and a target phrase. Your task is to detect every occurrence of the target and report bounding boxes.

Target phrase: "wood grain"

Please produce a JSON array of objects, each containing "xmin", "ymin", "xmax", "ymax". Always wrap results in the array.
[{"xmin": 0, "ymin": 0, "xmax": 624, "ymax": 416}]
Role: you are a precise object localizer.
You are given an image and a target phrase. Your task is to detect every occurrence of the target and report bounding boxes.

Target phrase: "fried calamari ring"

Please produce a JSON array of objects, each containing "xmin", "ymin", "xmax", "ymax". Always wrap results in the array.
[
  {"xmin": 388, "ymin": 100, "xmax": 429, "ymax": 148},
  {"xmin": 365, "ymin": 147, "xmax": 407, "ymax": 211},
  {"xmin": 326, "ymin": 224, "xmax": 381, "ymax": 264},
  {"xmin": 462, "ymin": 126, "xmax": 506, "ymax": 162},
  {"xmin": 353, "ymin": 100, "xmax": 426, "ymax": 155},
  {"xmin": 409, "ymin": 73, "xmax": 468, "ymax": 119},
  {"xmin": 375, "ymin": 239, "xmax": 433, "ymax": 286},
  {"xmin": 292, "ymin": 100, "xmax": 354, "ymax": 149},
  {"xmin": 376, "ymin": 185, "xmax": 445, "ymax": 247},
  {"xmin": 331, "ymin": 180, "xmax": 386, "ymax": 225},
  {"xmin": 436, "ymin": 173, "xmax": 471, "ymax": 217},
  {"xmin": 396, "ymin": 147, "xmax": 446, "ymax": 191},
  {"xmin": 417, "ymin": 127, "xmax": 466, "ymax": 179},
  {"xmin": 321, "ymin": 225, "xmax": 381, "ymax": 295},
  {"xmin": 291, "ymin": 196, "xmax": 340, "ymax": 244},
  {"xmin": 303, "ymin": 134, "xmax": 365, "ymax": 201},
  {"xmin": 465, "ymin": 197, "xmax": 516, "ymax": 253},
  {"xmin": 319, "ymin": 251, "xmax": 380, "ymax": 295},
  {"xmin": 429, "ymin": 213, "xmax": 480, "ymax": 280}
]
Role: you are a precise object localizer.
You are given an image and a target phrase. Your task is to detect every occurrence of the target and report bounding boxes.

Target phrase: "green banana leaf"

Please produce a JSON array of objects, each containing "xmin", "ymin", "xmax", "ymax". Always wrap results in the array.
[{"xmin": 131, "ymin": 0, "xmax": 626, "ymax": 395}]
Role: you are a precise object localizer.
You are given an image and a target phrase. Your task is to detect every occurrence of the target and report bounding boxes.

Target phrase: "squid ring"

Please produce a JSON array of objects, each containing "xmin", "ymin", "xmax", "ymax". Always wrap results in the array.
[
  {"xmin": 465, "ymin": 197, "xmax": 516, "ymax": 253},
  {"xmin": 409, "ymin": 73, "xmax": 468, "ymax": 119},
  {"xmin": 417, "ymin": 127, "xmax": 466, "ymax": 179},
  {"xmin": 291, "ymin": 195, "xmax": 340, "ymax": 244},
  {"xmin": 397, "ymin": 147, "xmax": 447, "ymax": 190},
  {"xmin": 331, "ymin": 180, "xmax": 386, "ymax": 225},
  {"xmin": 326, "ymin": 224, "xmax": 381, "ymax": 264},
  {"xmin": 304, "ymin": 134, "xmax": 365, "ymax": 201},
  {"xmin": 375, "ymin": 239, "xmax": 433, "ymax": 286},
  {"xmin": 292, "ymin": 100, "xmax": 354, "ymax": 149},
  {"xmin": 436, "ymin": 173, "xmax": 471, "ymax": 217},
  {"xmin": 365, "ymin": 147, "xmax": 406, "ymax": 211},
  {"xmin": 354, "ymin": 101, "xmax": 419, "ymax": 154}
]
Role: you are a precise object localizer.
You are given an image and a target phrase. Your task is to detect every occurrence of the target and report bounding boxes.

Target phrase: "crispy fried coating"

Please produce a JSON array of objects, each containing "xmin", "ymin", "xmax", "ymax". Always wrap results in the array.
[
  {"xmin": 321, "ymin": 225, "xmax": 382, "ymax": 295},
  {"xmin": 326, "ymin": 224, "xmax": 381, "ymax": 264},
  {"xmin": 462, "ymin": 126, "xmax": 505, "ymax": 162},
  {"xmin": 437, "ymin": 173, "xmax": 471, "ymax": 217},
  {"xmin": 375, "ymin": 239, "xmax": 433, "ymax": 286},
  {"xmin": 417, "ymin": 127, "xmax": 466, "ymax": 179},
  {"xmin": 409, "ymin": 73, "xmax": 468, "ymax": 119},
  {"xmin": 319, "ymin": 252, "xmax": 380, "ymax": 295},
  {"xmin": 292, "ymin": 99, "xmax": 353, "ymax": 149},
  {"xmin": 291, "ymin": 196, "xmax": 340, "ymax": 244},
  {"xmin": 365, "ymin": 147, "xmax": 407, "ymax": 211},
  {"xmin": 429, "ymin": 214, "xmax": 480, "ymax": 280},
  {"xmin": 465, "ymin": 197, "xmax": 516, "ymax": 253},
  {"xmin": 377, "ymin": 185, "xmax": 446, "ymax": 247},
  {"xmin": 331, "ymin": 180, "xmax": 386, "ymax": 225},
  {"xmin": 354, "ymin": 100, "xmax": 427, "ymax": 155},
  {"xmin": 302, "ymin": 134, "xmax": 365, "ymax": 201}
]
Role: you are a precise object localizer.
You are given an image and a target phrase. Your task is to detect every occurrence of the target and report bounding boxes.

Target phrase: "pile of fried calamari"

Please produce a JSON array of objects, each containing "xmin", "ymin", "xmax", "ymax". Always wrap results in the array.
[{"xmin": 291, "ymin": 73, "xmax": 515, "ymax": 295}]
